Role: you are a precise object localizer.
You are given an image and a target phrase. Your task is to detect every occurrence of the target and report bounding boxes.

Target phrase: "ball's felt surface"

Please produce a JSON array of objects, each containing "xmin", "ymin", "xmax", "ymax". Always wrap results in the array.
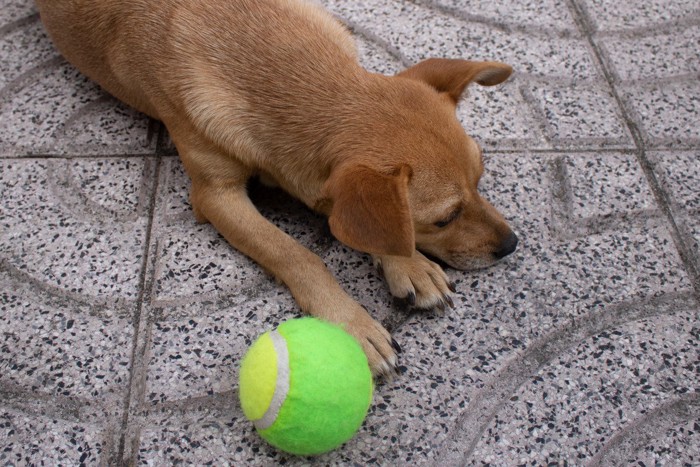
[{"xmin": 239, "ymin": 317, "xmax": 373, "ymax": 456}]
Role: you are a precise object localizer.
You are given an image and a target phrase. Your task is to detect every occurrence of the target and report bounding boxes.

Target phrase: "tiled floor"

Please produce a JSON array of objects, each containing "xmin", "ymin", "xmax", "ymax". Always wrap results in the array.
[{"xmin": 1, "ymin": 0, "xmax": 698, "ymax": 465}]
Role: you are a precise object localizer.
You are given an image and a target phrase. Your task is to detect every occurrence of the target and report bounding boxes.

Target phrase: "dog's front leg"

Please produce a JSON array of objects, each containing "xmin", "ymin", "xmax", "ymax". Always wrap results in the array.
[
  {"xmin": 373, "ymin": 252, "xmax": 455, "ymax": 310},
  {"xmin": 177, "ymin": 148, "xmax": 399, "ymax": 377}
]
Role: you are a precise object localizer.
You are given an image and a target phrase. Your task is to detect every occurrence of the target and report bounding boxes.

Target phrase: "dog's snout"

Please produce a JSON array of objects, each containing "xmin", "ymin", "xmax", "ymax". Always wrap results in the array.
[{"xmin": 493, "ymin": 231, "xmax": 518, "ymax": 259}]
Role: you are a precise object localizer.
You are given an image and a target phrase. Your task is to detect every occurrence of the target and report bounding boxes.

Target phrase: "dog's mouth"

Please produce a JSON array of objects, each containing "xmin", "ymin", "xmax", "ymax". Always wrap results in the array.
[
  {"xmin": 420, "ymin": 250, "xmax": 500, "ymax": 271},
  {"xmin": 447, "ymin": 255, "xmax": 502, "ymax": 271}
]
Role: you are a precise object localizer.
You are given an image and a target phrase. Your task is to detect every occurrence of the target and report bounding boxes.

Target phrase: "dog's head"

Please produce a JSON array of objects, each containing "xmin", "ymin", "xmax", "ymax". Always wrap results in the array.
[{"xmin": 322, "ymin": 58, "xmax": 518, "ymax": 270}]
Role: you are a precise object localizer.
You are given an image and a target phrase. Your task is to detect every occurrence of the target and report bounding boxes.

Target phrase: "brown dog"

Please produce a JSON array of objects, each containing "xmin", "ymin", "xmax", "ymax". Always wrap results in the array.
[{"xmin": 36, "ymin": 0, "xmax": 517, "ymax": 377}]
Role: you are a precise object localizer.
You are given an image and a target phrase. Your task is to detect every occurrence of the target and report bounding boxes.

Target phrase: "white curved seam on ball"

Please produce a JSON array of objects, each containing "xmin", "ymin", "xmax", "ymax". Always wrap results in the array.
[{"xmin": 253, "ymin": 330, "xmax": 290, "ymax": 430}]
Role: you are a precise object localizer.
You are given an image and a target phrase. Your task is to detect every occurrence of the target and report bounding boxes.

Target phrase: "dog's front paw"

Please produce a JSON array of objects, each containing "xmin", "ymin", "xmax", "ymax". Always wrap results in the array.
[
  {"xmin": 374, "ymin": 251, "xmax": 455, "ymax": 310},
  {"xmin": 342, "ymin": 308, "xmax": 401, "ymax": 378}
]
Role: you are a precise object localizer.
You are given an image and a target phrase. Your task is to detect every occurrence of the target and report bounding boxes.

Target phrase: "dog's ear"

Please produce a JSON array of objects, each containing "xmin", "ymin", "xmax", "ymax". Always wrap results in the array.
[
  {"xmin": 398, "ymin": 58, "xmax": 512, "ymax": 104},
  {"xmin": 322, "ymin": 164, "xmax": 414, "ymax": 257}
]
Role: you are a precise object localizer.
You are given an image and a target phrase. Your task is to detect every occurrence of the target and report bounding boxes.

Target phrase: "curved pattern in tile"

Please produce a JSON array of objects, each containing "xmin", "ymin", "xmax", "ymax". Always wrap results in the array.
[{"xmin": 1, "ymin": 0, "xmax": 699, "ymax": 465}]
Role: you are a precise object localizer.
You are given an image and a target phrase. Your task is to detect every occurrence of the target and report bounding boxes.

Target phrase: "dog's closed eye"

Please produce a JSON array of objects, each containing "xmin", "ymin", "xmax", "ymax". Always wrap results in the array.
[{"xmin": 434, "ymin": 206, "xmax": 462, "ymax": 228}]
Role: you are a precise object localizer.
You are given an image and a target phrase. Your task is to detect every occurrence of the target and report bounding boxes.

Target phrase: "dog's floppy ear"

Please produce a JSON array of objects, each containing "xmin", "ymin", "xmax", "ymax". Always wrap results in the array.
[
  {"xmin": 398, "ymin": 58, "xmax": 512, "ymax": 104},
  {"xmin": 322, "ymin": 164, "xmax": 414, "ymax": 257}
]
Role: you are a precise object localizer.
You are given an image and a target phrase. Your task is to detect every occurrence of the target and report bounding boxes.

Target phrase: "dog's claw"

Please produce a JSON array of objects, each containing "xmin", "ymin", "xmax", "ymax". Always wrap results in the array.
[
  {"xmin": 445, "ymin": 294, "xmax": 455, "ymax": 309},
  {"xmin": 406, "ymin": 291, "xmax": 416, "ymax": 306},
  {"xmin": 448, "ymin": 281, "xmax": 457, "ymax": 293},
  {"xmin": 436, "ymin": 300, "xmax": 446, "ymax": 311},
  {"xmin": 375, "ymin": 262, "xmax": 384, "ymax": 277},
  {"xmin": 366, "ymin": 335, "xmax": 400, "ymax": 379}
]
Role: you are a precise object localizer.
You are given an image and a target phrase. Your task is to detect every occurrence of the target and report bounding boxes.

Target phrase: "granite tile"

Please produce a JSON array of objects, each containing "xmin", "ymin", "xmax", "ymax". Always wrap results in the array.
[
  {"xmin": 152, "ymin": 222, "xmax": 270, "ymax": 303},
  {"xmin": 621, "ymin": 416, "xmax": 700, "ymax": 466},
  {"xmin": 564, "ymin": 152, "xmax": 656, "ymax": 221},
  {"xmin": 620, "ymin": 80, "xmax": 700, "ymax": 147},
  {"xmin": 684, "ymin": 219, "xmax": 700, "ymax": 270},
  {"xmin": 0, "ymin": 408, "xmax": 114, "ymax": 466},
  {"xmin": 0, "ymin": 60, "xmax": 154, "ymax": 156},
  {"xmin": 0, "ymin": 18, "xmax": 58, "ymax": 88},
  {"xmin": 0, "ymin": 0, "xmax": 36, "ymax": 24},
  {"xmin": 600, "ymin": 26, "xmax": 700, "ymax": 81},
  {"xmin": 648, "ymin": 151, "xmax": 700, "ymax": 213},
  {"xmin": 322, "ymin": 0, "xmax": 600, "ymax": 80},
  {"xmin": 582, "ymin": 0, "xmax": 700, "ymax": 32},
  {"xmin": 150, "ymin": 159, "xmax": 329, "ymax": 306},
  {"xmin": 459, "ymin": 79, "xmax": 547, "ymax": 150},
  {"xmin": 453, "ymin": 152, "xmax": 689, "ymax": 342},
  {"xmin": 429, "ymin": 0, "xmax": 579, "ymax": 33},
  {"xmin": 529, "ymin": 82, "xmax": 633, "ymax": 147},
  {"xmin": 0, "ymin": 270, "xmax": 133, "ymax": 404},
  {"xmin": 595, "ymin": 404, "xmax": 700, "ymax": 466},
  {"xmin": 0, "ymin": 158, "xmax": 153, "ymax": 301},
  {"xmin": 648, "ymin": 150, "xmax": 700, "ymax": 268},
  {"xmin": 355, "ymin": 33, "xmax": 405, "ymax": 75},
  {"xmin": 135, "ymin": 412, "xmax": 257, "ymax": 466},
  {"xmin": 132, "ymin": 151, "xmax": 691, "ymax": 463},
  {"xmin": 3, "ymin": 0, "xmax": 699, "ymax": 464},
  {"xmin": 471, "ymin": 308, "xmax": 699, "ymax": 464},
  {"xmin": 134, "ymin": 402, "xmax": 389, "ymax": 466},
  {"xmin": 143, "ymin": 294, "xmax": 296, "ymax": 406}
]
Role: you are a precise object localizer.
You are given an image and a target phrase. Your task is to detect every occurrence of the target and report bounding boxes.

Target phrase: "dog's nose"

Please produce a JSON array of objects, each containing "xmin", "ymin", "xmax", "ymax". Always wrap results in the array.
[{"xmin": 494, "ymin": 231, "xmax": 518, "ymax": 259}]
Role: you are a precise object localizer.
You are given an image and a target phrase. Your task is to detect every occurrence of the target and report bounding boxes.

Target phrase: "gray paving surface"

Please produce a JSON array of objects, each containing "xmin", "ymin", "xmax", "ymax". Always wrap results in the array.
[{"xmin": 1, "ymin": 0, "xmax": 699, "ymax": 465}]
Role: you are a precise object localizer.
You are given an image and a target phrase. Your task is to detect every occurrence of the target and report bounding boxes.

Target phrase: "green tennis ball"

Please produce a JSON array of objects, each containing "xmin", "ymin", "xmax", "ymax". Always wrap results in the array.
[{"xmin": 239, "ymin": 317, "xmax": 374, "ymax": 456}]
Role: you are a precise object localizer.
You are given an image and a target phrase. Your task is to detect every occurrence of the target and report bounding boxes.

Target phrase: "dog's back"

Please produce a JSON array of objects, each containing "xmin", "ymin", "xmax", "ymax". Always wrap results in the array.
[{"xmin": 36, "ymin": 0, "xmax": 359, "ymax": 124}]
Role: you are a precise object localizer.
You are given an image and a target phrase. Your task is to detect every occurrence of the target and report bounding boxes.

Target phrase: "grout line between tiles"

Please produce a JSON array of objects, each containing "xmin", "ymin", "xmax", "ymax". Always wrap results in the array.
[
  {"xmin": 567, "ymin": 0, "xmax": 700, "ymax": 299},
  {"xmin": 114, "ymin": 122, "xmax": 165, "ymax": 466}
]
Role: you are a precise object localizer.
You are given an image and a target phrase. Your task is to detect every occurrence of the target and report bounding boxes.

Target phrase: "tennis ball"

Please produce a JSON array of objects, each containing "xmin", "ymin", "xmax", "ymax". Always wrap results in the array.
[{"xmin": 239, "ymin": 317, "xmax": 373, "ymax": 456}]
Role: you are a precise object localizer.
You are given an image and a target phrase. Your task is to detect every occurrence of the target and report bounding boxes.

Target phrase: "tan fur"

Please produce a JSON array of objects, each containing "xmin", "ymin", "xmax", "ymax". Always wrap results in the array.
[{"xmin": 36, "ymin": 0, "xmax": 517, "ymax": 376}]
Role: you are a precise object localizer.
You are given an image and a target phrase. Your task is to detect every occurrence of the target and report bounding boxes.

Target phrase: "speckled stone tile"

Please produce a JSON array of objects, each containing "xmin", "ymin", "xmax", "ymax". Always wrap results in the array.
[
  {"xmin": 445, "ymin": 151, "xmax": 689, "ymax": 349},
  {"xmin": 608, "ymin": 414, "xmax": 700, "ymax": 466},
  {"xmin": 127, "ymin": 151, "xmax": 694, "ymax": 464},
  {"xmin": 529, "ymin": 82, "xmax": 633, "ymax": 148},
  {"xmin": 581, "ymin": 0, "xmax": 699, "ymax": 32},
  {"xmin": 620, "ymin": 81, "xmax": 700, "ymax": 148},
  {"xmin": 648, "ymin": 150, "xmax": 700, "ymax": 267},
  {"xmin": 134, "ymin": 411, "xmax": 257, "ymax": 466},
  {"xmin": 599, "ymin": 26, "xmax": 700, "ymax": 82},
  {"xmin": 0, "ymin": 18, "xmax": 57, "ymax": 88},
  {"xmin": 0, "ymin": 0, "xmax": 36, "ymax": 24},
  {"xmin": 0, "ymin": 158, "xmax": 153, "ymax": 301},
  {"xmin": 563, "ymin": 152, "xmax": 656, "ymax": 222},
  {"xmin": 459, "ymin": 80, "xmax": 547, "ymax": 150},
  {"xmin": 465, "ymin": 153, "xmax": 689, "ymax": 321},
  {"xmin": 149, "ymin": 159, "xmax": 330, "ymax": 306},
  {"xmin": 4, "ymin": 0, "xmax": 700, "ymax": 464},
  {"xmin": 470, "ymin": 307, "xmax": 699, "ymax": 464},
  {"xmin": 0, "ymin": 15, "xmax": 154, "ymax": 156},
  {"xmin": 322, "ymin": 0, "xmax": 606, "ymax": 151},
  {"xmin": 143, "ymin": 294, "xmax": 296, "ymax": 406},
  {"xmin": 647, "ymin": 151, "xmax": 700, "ymax": 213},
  {"xmin": 0, "ymin": 61, "xmax": 154, "ymax": 156},
  {"xmin": 0, "ymin": 408, "xmax": 116, "ymax": 466},
  {"xmin": 0, "ymin": 269, "xmax": 133, "ymax": 405},
  {"xmin": 684, "ymin": 219, "xmax": 700, "ymax": 270},
  {"xmin": 428, "ymin": 0, "xmax": 579, "ymax": 33},
  {"xmin": 322, "ymin": 0, "xmax": 600, "ymax": 80},
  {"xmin": 354, "ymin": 33, "xmax": 405, "ymax": 76}
]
